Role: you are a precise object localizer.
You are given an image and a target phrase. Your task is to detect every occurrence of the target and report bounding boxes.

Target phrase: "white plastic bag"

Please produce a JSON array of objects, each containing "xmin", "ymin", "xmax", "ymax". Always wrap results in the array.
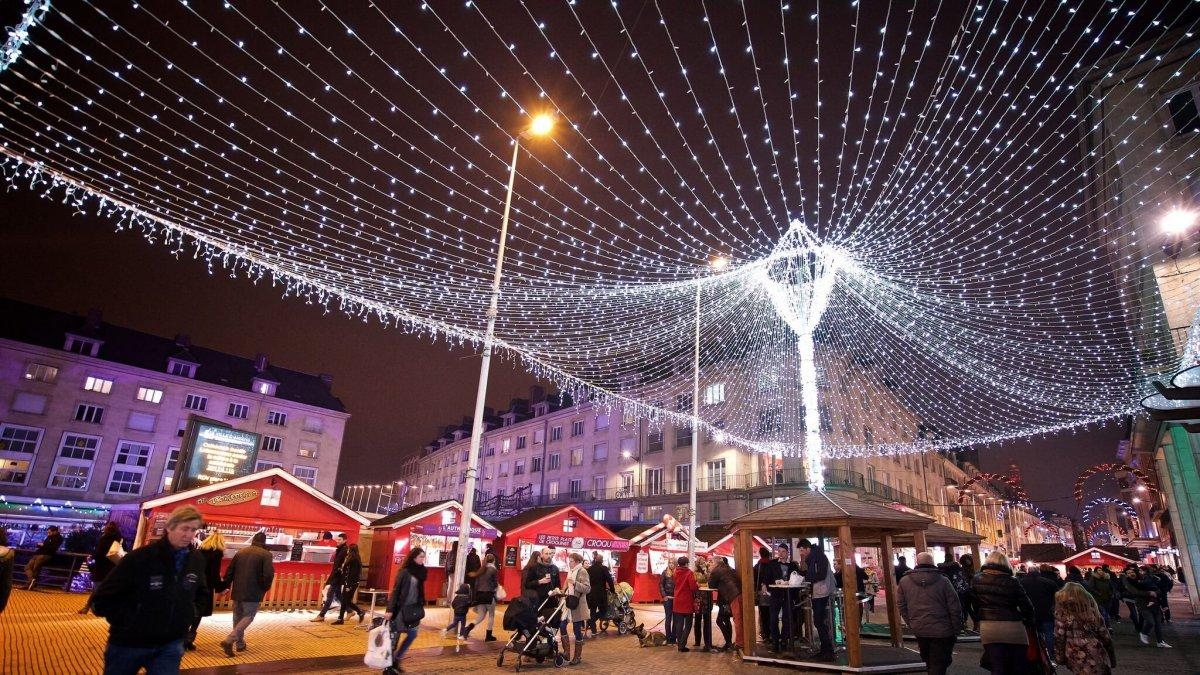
[
  {"xmin": 788, "ymin": 571, "xmax": 803, "ymax": 587},
  {"xmin": 495, "ymin": 584, "xmax": 507, "ymax": 601},
  {"xmin": 364, "ymin": 623, "xmax": 393, "ymax": 669},
  {"xmin": 106, "ymin": 540, "xmax": 126, "ymax": 565}
]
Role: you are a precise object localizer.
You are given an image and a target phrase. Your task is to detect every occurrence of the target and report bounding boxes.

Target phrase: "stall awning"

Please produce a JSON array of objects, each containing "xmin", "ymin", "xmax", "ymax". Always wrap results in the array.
[
  {"xmin": 495, "ymin": 505, "xmax": 629, "ymax": 551},
  {"xmin": 369, "ymin": 500, "xmax": 500, "ymax": 539}
]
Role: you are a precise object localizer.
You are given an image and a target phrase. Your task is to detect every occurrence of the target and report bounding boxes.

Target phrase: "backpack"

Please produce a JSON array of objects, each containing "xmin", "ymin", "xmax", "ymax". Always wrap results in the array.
[{"xmin": 951, "ymin": 570, "xmax": 971, "ymax": 595}]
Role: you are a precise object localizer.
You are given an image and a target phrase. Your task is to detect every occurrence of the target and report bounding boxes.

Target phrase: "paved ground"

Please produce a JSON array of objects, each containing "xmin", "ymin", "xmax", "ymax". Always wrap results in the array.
[{"xmin": 3, "ymin": 585, "xmax": 1198, "ymax": 674}]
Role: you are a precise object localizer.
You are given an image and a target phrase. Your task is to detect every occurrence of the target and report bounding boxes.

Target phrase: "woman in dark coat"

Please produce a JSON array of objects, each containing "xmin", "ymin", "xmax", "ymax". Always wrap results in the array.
[
  {"xmin": 386, "ymin": 547, "xmax": 428, "ymax": 675},
  {"xmin": 972, "ymin": 551, "xmax": 1035, "ymax": 674},
  {"xmin": 188, "ymin": 531, "xmax": 228, "ymax": 650},
  {"xmin": 80, "ymin": 522, "xmax": 122, "ymax": 614},
  {"xmin": 334, "ymin": 543, "xmax": 366, "ymax": 624}
]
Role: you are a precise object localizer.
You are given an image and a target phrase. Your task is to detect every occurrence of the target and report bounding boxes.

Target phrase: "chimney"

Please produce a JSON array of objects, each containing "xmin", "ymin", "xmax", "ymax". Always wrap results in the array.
[
  {"xmin": 84, "ymin": 308, "xmax": 102, "ymax": 331},
  {"xmin": 529, "ymin": 385, "xmax": 546, "ymax": 404},
  {"xmin": 253, "ymin": 353, "xmax": 269, "ymax": 373},
  {"xmin": 174, "ymin": 334, "xmax": 191, "ymax": 348},
  {"xmin": 318, "ymin": 373, "xmax": 333, "ymax": 389}
]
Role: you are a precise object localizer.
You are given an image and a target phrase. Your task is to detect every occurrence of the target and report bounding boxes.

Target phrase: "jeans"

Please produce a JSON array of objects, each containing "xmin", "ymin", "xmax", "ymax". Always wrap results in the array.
[
  {"xmin": 1141, "ymin": 605, "xmax": 1164, "ymax": 643},
  {"xmin": 663, "ymin": 598, "xmax": 675, "ymax": 643},
  {"xmin": 811, "ymin": 596, "xmax": 833, "ymax": 655},
  {"xmin": 1124, "ymin": 600, "xmax": 1142, "ymax": 631},
  {"xmin": 446, "ymin": 612, "xmax": 468, "ymax": 635},
  {"xmin": 1037, "ymin": 620, "xmax": 1054, "ymax": 661},
  {"xmin": 225, "ymin": 601, "xmax": 260, "ymax": 646},
  {"xmin": 318, "ymin": 582, "xmax": 342, "ymax": 615},
  {"xmin": 767, "ymin": 597, "xmax": 793, "ymax": 648},
  {"xmin": 674, "ymin": 613, "xmax": 694, "ymax": 648},
  {"xmin": 560, "ymin": 618, "xmax": 584, "ymax": 640},
  {"xmin": 338, "ymin": 585, "xmax": 363, "ymax": 620},
  {"xmin": 915, "ymin": 635, "xmax": 956, "ymax": 675},
  {"xmin": 103, "ymin": 639, "xmax": 185, "ymax": 675},
  {"xmin": 392, "ymin": 625, "xmax": 419, "ymax": 666},
  {"xmin": 982, "ymin": 643, "xmax": 1027, "ymax": 675},
  {"xmin": 693, "ymin": 605, "xmax": 713, "ymax": 647},
  {"xmin": 758, "ymin": 603, "xmax": 771, "ymax": 641},
  {"xmin": 24, "ymin": 554, "xmax": 52, "ymax": 586},
  {"xmin": 472, "ymin": 600, "xmax": 496, "ymax": 631}
]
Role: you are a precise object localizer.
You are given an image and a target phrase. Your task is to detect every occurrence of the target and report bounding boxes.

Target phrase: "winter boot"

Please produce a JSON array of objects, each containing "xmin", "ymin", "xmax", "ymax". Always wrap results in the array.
[
  {"xmin": 462, "ymin": 622, "xmax": 476, "ymax": 638},
  {"xmin": 570, "ymin": 641, "xmax": 583, "ymax": 665},
  {"xmin": 485, "ymin": 630, "xmax": 497, "ymax": 642},
  {"xmin": 560, "ymin": 635, "xmax": 571, "ymax": 664}
]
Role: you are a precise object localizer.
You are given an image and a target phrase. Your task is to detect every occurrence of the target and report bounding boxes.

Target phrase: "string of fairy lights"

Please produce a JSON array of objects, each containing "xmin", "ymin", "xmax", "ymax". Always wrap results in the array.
[{"xmin": 2, "ymin": 1, "xmax": 1200, "ymax": 483}]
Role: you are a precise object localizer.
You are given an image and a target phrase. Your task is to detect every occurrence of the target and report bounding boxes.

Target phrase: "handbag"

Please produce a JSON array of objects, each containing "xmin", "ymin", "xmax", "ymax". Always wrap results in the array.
[
  {"xmin": 106, "ymin": 540, "xmax": 125, "ymax": 565},
  {"xmin": 363, "ymin": 623, "xmax": 393, "ymax": 668},
  {"xmin": 400, "ymin": 603, "xmax": 425, "ymax": 624},
  {"xmin": 495, "ymin": 585, "xmax": 507, "ymax": 601},
  {"xmin": 566, "ymin": 593, "xmax": 580, "ymax": 610}
]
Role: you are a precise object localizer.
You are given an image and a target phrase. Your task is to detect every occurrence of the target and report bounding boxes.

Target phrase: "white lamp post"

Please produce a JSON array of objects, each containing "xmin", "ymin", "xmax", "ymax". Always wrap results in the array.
[
  {"xmin": 452, "ymin": 114, "xmax": 555, "ymax": 593},
  {"xmin": 688, "ymin": 256, "xmax": 728, "ymax": 563}
]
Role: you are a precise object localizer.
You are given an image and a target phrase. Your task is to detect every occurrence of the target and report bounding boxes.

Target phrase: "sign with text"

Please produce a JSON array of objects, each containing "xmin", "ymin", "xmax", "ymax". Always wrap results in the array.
[
  {"xmin": 534, "ymin": 533, "xmax": 630, "ymax": 552},
  {"xmin": 198, "ymin": 488, "xmax": 260, "ymax": 507},
  {"xmin": 412, "ymin": 522, "xmax": 499, "ymax": 539},
  {"xmin": 175, "ymin": 418, "xmax": 260, "ymax": 491}
]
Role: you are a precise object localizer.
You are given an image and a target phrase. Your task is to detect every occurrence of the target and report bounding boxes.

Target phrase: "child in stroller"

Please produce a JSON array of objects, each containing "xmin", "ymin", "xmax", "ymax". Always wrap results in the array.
[
  {"xmin": 496, "ymin": 595, "xmax": 567, "ymax": 670},
  {"xmin": 598, "ymin": 581, "xmax": 636, "ymax": 634}
]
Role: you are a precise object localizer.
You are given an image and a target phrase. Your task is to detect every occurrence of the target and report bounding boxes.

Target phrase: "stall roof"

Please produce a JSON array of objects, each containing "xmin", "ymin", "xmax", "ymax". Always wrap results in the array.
[
  {"xmin": 368, "ymin": 500, "xmax": 500, "ymax": 534},
  {"xmin": 617, "ymin": 521, "xmax": 709, "ymax": 548},
  {"xmin": 493, "ymin": 504, "xmax": 620, "ymax": 540},
  {"xmin": 1062, "ymin": 546, "xmax": 1140, "ymax": 568},
  {"xmin": 141, "ymin": 468, "xmax": 370, "ymax": 525},
  {"xmin": 856, "ymin": 521, "xmax": 984, "ymax": 548},
  {"xmin": 1019, "ymin": 543, "xmax": 1074, "ymax": 563},
  {"xmin": 731, "ymin": 490, "xmax": 934, "ymax": 533}
]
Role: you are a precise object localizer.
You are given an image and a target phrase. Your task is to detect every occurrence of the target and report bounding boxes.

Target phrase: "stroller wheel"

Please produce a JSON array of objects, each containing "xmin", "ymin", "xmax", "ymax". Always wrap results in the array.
[
  {"xmin": 599, "ymin": 619, "xmax": 610, "ymax": 632},
  {"xmin": 553, "ymin": 653, "xmax": 566, "ymax": 668},
  {"xmin": 617, "ymin": 621, "xmax": 629, "ymax": 635}
]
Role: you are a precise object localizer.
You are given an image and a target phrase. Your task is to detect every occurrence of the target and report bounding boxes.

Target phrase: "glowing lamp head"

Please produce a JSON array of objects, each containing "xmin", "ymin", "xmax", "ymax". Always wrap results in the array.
[
  {"xmin": 529, "ymin": 114, "xmax": 555, "ymax": 137},
  {"xmin": 710, "ymin": 256, "xmax": 729, "ymax": 272},
  {"xmin": 1161, "ymin": 208, "xmax": 1198, "ymax": 235}
]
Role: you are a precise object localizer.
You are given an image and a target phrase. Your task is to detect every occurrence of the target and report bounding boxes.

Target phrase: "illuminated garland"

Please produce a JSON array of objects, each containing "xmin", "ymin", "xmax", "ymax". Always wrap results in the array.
[
  {"xmin": 954, "ymin": 473, "xmax": 1028, "ymax": 505},
  {"xmin": 1081, "ymin": 497, "xmax": 1138, "ymax": 524},
  {"xmin": 996, "ymin": 500, "xmax": 1045, "ymax": 524},
  {"xmin": 1073, "ymin": 463, "xmax": 1158, "ymax": 504},
  {"xmin": 0, "ymin": 2, "xmax": 1196, "ymax": 469}
]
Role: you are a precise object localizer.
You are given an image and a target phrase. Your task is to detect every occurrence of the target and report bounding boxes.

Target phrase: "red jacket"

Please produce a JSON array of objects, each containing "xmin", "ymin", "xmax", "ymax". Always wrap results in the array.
[{"xmin": 673, "ymin": 567, "xmax": 698, "ymax": 614}]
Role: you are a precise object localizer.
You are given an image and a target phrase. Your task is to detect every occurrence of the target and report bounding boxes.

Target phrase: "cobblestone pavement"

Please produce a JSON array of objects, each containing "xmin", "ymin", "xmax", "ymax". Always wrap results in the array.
[{"xmin": 3, "ymin": 585, "xmax": 1198, "ymax": 674}]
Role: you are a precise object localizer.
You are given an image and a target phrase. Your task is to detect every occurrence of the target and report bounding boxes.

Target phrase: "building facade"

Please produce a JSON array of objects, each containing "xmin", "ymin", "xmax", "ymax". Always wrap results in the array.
[{"xmin": 0, "ymin": 298, "xmax": 350, "ymax": 527}]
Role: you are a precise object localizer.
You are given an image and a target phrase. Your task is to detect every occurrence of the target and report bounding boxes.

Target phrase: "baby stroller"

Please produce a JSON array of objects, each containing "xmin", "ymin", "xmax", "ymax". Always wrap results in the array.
[
  {"xmin": 598, "ymin": 581, "xmax": 636, "ymax": 635},
  {"xmin": 496, "ymin": 594, "xmax": 567, "ymax": 670}
]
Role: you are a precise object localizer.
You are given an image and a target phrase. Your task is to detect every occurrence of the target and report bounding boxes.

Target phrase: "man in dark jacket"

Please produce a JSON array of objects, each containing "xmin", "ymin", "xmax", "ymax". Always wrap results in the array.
[
  {"xmin": 585, "ymin": 551, "xmax": 615, "ymax": 636},
  {"xmin": 660, "ymin": 557, "xmax": 677, "ymax": 644},
  {"xmin": 897, "ymin": 552, "xmax": 962, "ymax": 675},
  {"xmin": 92, "ymin": 506, "xmax": 207, "ymax": 675},
  {"xmin": 311, "ymin": 533, "xmax": 347, "ymax": 621},
  {"xmin": 799, "ymin": 540, "xmax": 834, "ymax": 661},
  {"xmin": 220, "ymin": 531, "xmax": 275, "ymax": 657},
  {"xmin": 23, "ymin": 525, "xmax": 63, "ymax": 589},
  {"xmin": 894, "ymin": 555, "xmax": 912, "ymax": 582},
  {"xmin": 1021, "ymin": 565, "xmax": 1060, "ymax": 659}
]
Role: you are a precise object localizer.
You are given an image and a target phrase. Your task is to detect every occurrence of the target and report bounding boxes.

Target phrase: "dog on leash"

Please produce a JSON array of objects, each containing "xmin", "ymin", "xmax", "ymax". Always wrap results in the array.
[{"xmin": 631, "ymin": 623, "xmax": 668, "ymax": 647}]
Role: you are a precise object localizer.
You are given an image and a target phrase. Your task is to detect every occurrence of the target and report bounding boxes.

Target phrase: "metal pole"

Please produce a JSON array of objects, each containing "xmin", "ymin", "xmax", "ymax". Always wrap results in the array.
[
  {"xmin": 689, "ymin": 279, "xmax": 701, "ymax": 563},
  {"xmin": 453, "ymin": 138, "xmax": 522, "ymax": 593}
]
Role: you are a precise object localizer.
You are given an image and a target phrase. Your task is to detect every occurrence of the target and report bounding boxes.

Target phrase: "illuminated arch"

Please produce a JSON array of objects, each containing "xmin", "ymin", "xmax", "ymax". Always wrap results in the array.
[
  {"xmin": 1073, "ymin": 463, "xmax": 1156, "ymax": 504},
  {"xmin": 954, "ymin": 473, "xmax": 1026, "ymax": 505},
  {"xmin": 1081, "ymin": 497, "xmax": 1137, "ymax": 524}
]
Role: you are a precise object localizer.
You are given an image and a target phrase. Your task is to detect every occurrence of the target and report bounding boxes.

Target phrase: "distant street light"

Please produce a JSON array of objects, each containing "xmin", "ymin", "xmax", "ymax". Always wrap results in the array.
[
  {"xmin": 452, "ymin": 113, "xmax": 555, "ymax": 593},
  {"xmin": 1161, "ymin": 208, "xmax": 1199, "ymax": 235}
]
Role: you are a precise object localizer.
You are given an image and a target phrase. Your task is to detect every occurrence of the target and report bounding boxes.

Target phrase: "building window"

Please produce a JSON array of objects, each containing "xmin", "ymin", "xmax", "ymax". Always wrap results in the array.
[
  {"xmin": 595, "ymin": 413, "xmax": 610, "ymax": 431},
  {"xmin": 758, "ymin": 408, "xmax": 782, "ymax": 434},
  {"xmin": 864, "ymin": 426, "xmax": 874, "ymax": 444},
  {"xmin": 550, "ymin": 426, "xmax": 563, "ymax": 442},
  {"xmin": 702, "ymin": 383, "xmax": 725, "ymax": 405},
  {"xmin": 570, "ymin": 447, "xmax": 584, "ymax": 467},
  {"xmin": 514, "ymin": 459, "xmax": 526, "ymax": 475},
  {"xmin": 534, "ymin": 429, "xmax": 545, "ymax": 445},
  {"xmin": 183, "ymin": 394, "xmax": 208, "ymax": 412},
  {"xmin": 65, "ymin": 336, "xmax": 100, "ymax": 356},
  {"xmin": 256, "ymin": 459, "xmax": 282, "ymax": 472},
  {"xmin": 709, "ymin": 500, "xmax": 720, "ymax": 520},
  {"xmin": 707, "ymin": 459, "xmax": 727, "ymax": 490},
  {"xmin": 593, "ymin": 442, "xmax": 608, "ymax": 462},
  {"xmin": 293, "ymin": 465, "xmax": 318, "ymax": 487},
  {"xmin": 645, "ymin": 467, "xmax": 664, "ymax": 496},
  {"xmin": 486, "ymin": 446, "xmax": 496, "ymax": 457},
  {"xmin": 571, "ymin": 420, "xmax": 585, "ymax": 437},
  {"xmin": 49, "ymin": 433, "xmax": 101, "ymax": 490},
  {"xmin": 84, "ymin": 376, "xmax": 114, "ymax": 394},
  {"xmin": 136, "ymin": 387, "xmax": 163, "ymax": 404},
  {"xmin": 548, "ymin": 453, "xmax": 561, "ymax": 470},
  {"xmin": 502, "ymin": 438, "xmax": 511, "ymax": 454},
  {"xmin": 675, "ymin": 463, "xmax": 691, "ymax": 494},
  {"xmin": 675, "ymin": 425, "xmax": 693, "ymax": 448},
  {"xmin": 647, "ymin": 429, "xmax": 664, "ymax": 453},
  {"xmin": 459, "ymin": 471, "xmax": 467, "ymax": 485},
  {"xmin": 74, "ymin": 403, "xmax": 105, "ymax": 424},
  {"xmin": 11, "ymin": 392, "xmax": 48, "ymax": 415},
  {"xmin": 106, "ymin": 441, "xmax": 152, "ymax": 495},
  {"xmin": 266, "ymin": 411, "xmax": 287, "ymax": 426},
  {"xmin": 168, "ymin": 360, "xmax": 196, "ymax": 378},
  {"xmin": 23, "ymin": 362, "xmax": 59, "ymax": 383},
  {"xmin": 531, "ymin": 456, "xmax": 543, "ymax": 473},
  {"xmin": 298, "ymin": 441, "xmax": 319, "ymax": 459},
  {"xmin": 0, "ymin": 458, "xmax": 32, "ymax": 485},
  {"xmin": 303, "ymin": 417, "xmax": 325, "ymax": 434},
  {"xmin": 253, "ymin": 379, "xmax": 277, "ymax": 396},
  {"xmin": 516, "ymin": 435, "xmax": 527, "ymax": 450},
  {"xmin": 676, "ymin": 393, "xmax": 692, "ymax": 412},
  {"xmin": 1168, "ymin": 87, "xmax": 1200, "ymax": 135},
  {"xmin": 227, "ymin": 403, "xmax": 249, "ymax": 419},
  {"xmin": 592, "ymin": 509, "xmax": 605, "ymax": 521},
  {"xmin": 498, "ymin": 461, "xmax": 510, "ymax": 477},
  {"xmin": 593, "ymin": 475, "xmax": 605, "ymax": 497},
  {"xmin": 548, "ymin": 481, "xmax": 560, "ymax": 500},
  {"xmin": 262, "ymin": 435, "xmax": 283, "ymax": 452},
  {"xmin": 569, "ymin": 478, "xmax": 582, "ymax": 498},
  {"xmin": 0, "ymin": 424, "xmax": 43, "ymax": 455},
  {"xmin": 126, "ymin": 411, "xmax": 157, "ymax": 432}
]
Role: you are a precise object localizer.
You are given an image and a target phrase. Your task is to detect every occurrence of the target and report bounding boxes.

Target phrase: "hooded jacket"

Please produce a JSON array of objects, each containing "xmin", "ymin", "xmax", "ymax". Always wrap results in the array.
[
  {"xmin": 92, "ymin": 537, "xmax": 208, "ymax": 647},
  {"xmin": 673, "ymin": 566, "xmax": 698, "ymax": 614},
  {"xmin": 896, "ymin": 564, "xmax": 963, "ymax": 638}
]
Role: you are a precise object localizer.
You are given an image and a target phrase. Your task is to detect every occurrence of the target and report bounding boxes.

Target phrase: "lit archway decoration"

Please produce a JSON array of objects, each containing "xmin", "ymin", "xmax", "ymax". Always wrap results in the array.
[
  {"xmin": 1088, "ymin": 529, "xmax": 1114, "ymax": 546},
  {"xmin": 1081, "ymin": 497, "xmax": 1137, "ymax": 523},
  {"xmin": 1083, "ymin": 519, "xmax": 1129, "ymax": 541},
  {"xmin": 954, "ymin": 473, "xmax": 1027, "ymax": 505},
  {"xmin": 997, "ymin": 499, "xmax": 1044, "ymax": 523},
  {"xmin": 1023, "ymin": 522, "xmax": 1059, "ymax": 542},
  {"xmin": 1073, "ymin": 463, "xmax": 1157, "ymax": 504}
]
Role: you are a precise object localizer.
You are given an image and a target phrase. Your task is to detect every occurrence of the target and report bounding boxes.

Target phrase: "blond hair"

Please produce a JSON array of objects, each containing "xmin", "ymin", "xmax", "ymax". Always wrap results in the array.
[
  {"xmin": 1054, "ymin": 582, "xmax": 1103, "ymax": 626},
  {"xmin": 199, "ymin": 531, "xmax": 226, "ymax": 551},
  {"xmin": 165, "ymin": 505, "xmax": 204, "ymax": 530},
  {"xmin": 984, "ymin": 550, "xmax": 1009, "ymax": 569}
]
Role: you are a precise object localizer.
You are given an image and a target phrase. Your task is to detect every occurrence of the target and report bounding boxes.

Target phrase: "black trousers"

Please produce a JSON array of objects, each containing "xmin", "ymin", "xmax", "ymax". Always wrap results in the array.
[
  {"xmin": 693, "ymin": 605, "xmax": 712, "ymax": 647},
  {"xmin": 915, "ymin": 635, "xmax": 956, "ymax": 675},
  {"xmin": 811, "ymin": 596, "xmax": 834, "ymax": 655},
  {"xmin": 715, "ymin": 605, "xmax": 733, "ymax": 647},
  {"xmin": 674, "ymin": 613, "xmax": 694, "ymax": 648}
]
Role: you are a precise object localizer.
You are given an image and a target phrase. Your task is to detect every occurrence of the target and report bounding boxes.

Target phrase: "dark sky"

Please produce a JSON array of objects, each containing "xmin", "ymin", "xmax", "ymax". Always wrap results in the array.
[{"xmin": 1, "ymin": 192, "xmax": 1127, "ymax": 514}]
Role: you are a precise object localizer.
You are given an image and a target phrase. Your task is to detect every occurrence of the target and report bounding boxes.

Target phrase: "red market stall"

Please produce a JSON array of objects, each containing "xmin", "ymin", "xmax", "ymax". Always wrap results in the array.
[
  {"xmin": 1061, "ymin": 546, "xmax": 1140, "ymax": 571},
  {"xmin": 493, "ymin": 505, "xmax": 628, "ymax": 601},
  {"xmin": 137, "ymin": 468, "xmax": 371, "ymax": 602},
  {"xmin": 615, "ymin": 519, "xmax": 768, "ymax": 602},
  {"xmin": 368, "ymin": 501, "xmax": 500, "ymax": 602}
]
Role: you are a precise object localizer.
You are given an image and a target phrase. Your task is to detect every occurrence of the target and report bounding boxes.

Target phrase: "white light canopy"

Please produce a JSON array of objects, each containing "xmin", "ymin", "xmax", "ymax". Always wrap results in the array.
[{"xmin": 2, "ymin": 1, "xmax": 1199, "ymax": 478}]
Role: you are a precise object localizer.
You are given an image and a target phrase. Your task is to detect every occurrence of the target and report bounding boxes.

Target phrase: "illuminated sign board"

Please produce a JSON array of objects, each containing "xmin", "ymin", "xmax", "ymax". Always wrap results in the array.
[{"xmin": 174, "ymin": 418, "xmax": 260, "ymax": 492}]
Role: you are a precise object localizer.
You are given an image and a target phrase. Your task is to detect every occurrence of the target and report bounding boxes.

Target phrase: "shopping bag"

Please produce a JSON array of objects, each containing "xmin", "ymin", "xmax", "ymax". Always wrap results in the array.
[
  {"xmin": 106, "ymin": 540, "xmax": 126, "ymax": 565},
  {"xmin": 495, "ymin": 585, "xmax": 507, "ymax": 601},
  {"xmin": 363, "ymin": 622, "xmax": 393, "ymax": 669}
]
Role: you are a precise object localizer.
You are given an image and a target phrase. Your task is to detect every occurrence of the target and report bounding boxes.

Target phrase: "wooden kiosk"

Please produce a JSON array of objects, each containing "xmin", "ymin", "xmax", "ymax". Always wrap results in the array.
[{"xmin": 732, "ymin": 490, "xmax": 933, "ymax": 673}]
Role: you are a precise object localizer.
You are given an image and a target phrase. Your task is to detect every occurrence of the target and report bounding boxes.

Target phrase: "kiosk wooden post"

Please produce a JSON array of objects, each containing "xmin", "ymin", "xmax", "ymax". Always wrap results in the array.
[
  {"xmin": 880, "ymin": 533, "xmax": 903, "ymax": 647},
  {"xmin": 736, "ymin": 528, "xmax": 756, "ymax": 653},
  {"xmin": 914, "ymin": 529, "xmax": 928, "ymax": 554},
  {"xmin": 838, "ymin": 524, "xmax": 862, "ymax": 668}
]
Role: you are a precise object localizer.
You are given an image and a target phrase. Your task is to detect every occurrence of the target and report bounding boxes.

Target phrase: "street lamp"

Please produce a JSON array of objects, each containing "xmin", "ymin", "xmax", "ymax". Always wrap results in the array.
[
  {"xmin": 688, "ymin": 256, "xmax": 728, "ymax": 563},
  {"xmin": 1161, "ymin": 208, "xmax": 1199, "ymax": 235},
  {"xmin": 452, "ymin": 113, "xmax": 555, "ymax": 593}
]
